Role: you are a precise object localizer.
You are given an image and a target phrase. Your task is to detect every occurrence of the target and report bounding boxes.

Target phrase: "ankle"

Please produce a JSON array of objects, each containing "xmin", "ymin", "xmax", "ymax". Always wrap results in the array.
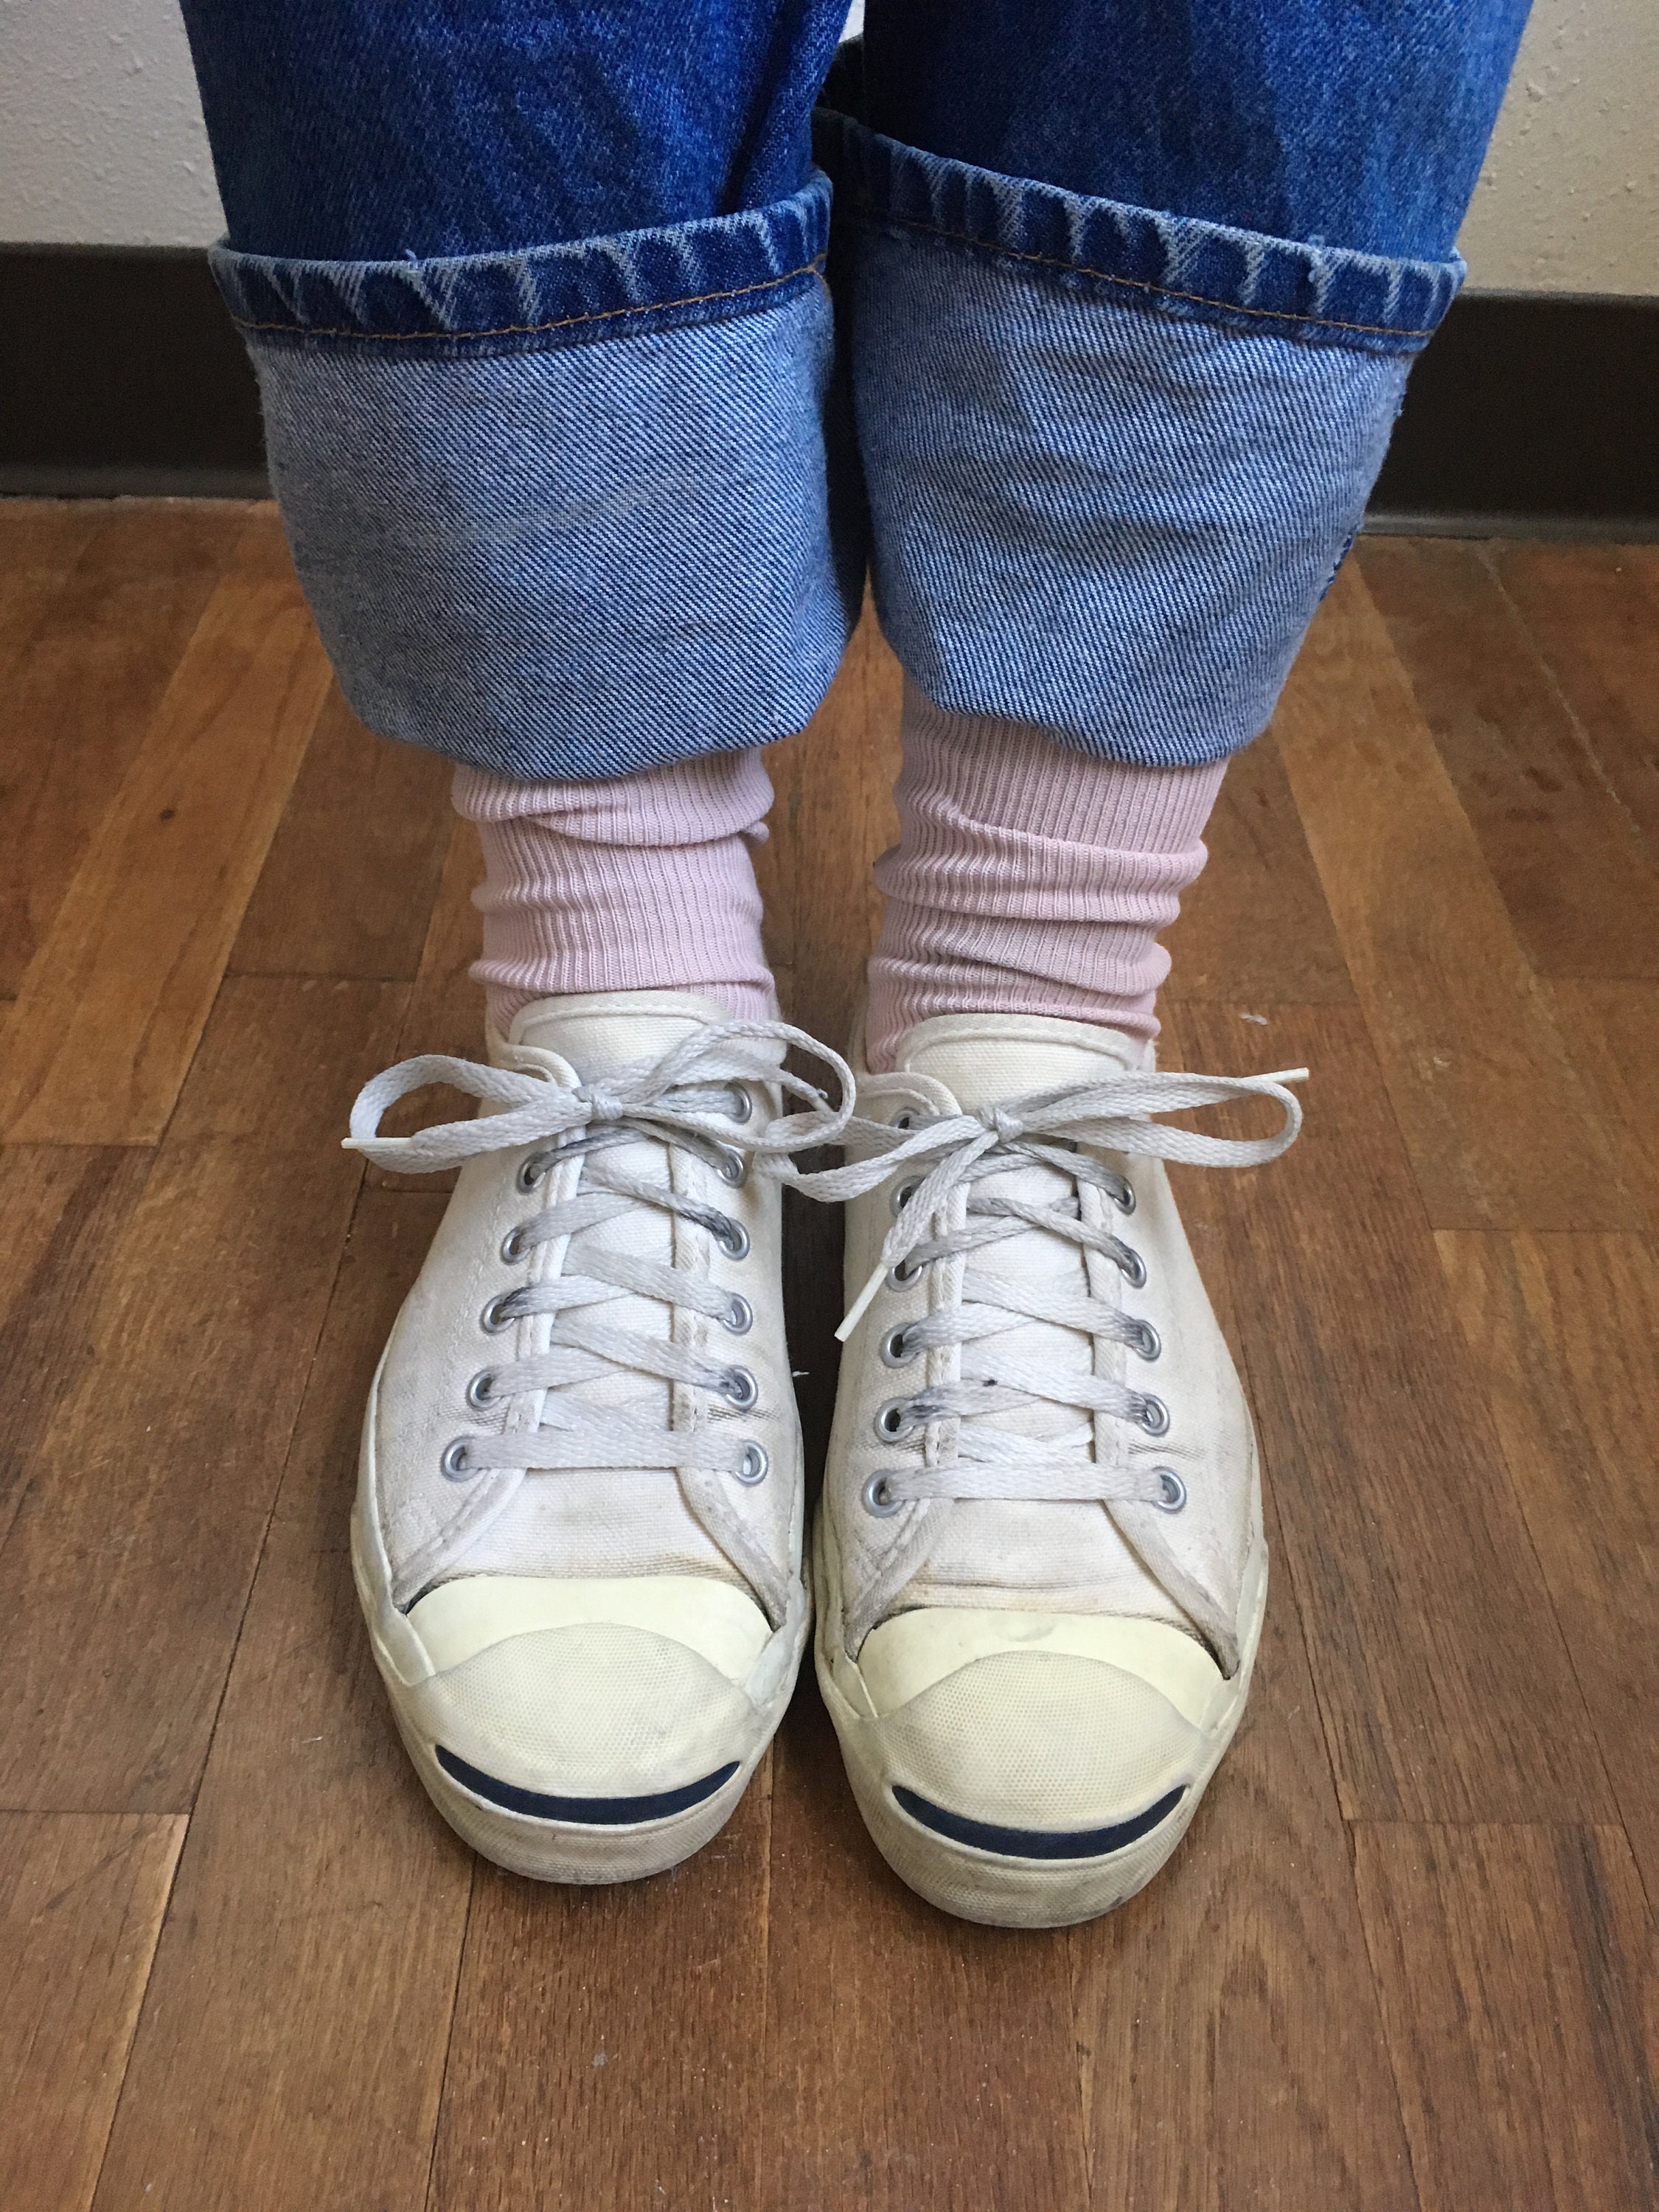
[
  {"xmin": 866, "ymin": 684, "xmax": 1225, "ymax": 1069},
  {"xmin": 453, "ymin": 751, "xmax": 777, "ymax": 1030}
]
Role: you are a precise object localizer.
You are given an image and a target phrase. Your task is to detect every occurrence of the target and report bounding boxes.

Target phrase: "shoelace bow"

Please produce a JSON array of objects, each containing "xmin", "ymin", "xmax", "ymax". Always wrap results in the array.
[
  {"xmin": 796, "ymin": 1062, "xmax": 1307, "ymax": 1514},
  {"xmin": 346, "ymin": 1021, "xmax": 855, "ymax": 1493}
]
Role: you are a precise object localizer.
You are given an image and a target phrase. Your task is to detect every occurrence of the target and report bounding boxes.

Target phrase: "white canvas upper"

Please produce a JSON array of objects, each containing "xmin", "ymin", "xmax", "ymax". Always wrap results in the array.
[
  {"xmin": 813, "ymin": 1009, "xmax": 1301, "ymax": 1924},
  {"xmin": 348, "ymin": 991, "xmax": 850, "ymax": 1881}
]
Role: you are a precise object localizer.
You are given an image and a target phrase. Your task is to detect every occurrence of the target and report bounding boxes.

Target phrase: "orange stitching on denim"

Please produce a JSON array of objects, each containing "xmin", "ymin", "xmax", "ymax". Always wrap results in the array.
[
  {"xmin": 862, "ymin": 209, "xmax": 1436, "ymax": 341},
  {"xmin": 227, "ymin": 256, "xmax": 826, "ymax": 343}
]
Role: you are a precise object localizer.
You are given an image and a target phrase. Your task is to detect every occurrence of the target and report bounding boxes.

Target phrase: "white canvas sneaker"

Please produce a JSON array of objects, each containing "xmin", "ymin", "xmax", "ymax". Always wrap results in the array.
[
  {"xmin": 811, "ymin": 1011, "xmax": 1303, "ymax": 1927},
  {"xmin": 345, "ymin": 991, "xmax": 852, "ymax": 1884}
]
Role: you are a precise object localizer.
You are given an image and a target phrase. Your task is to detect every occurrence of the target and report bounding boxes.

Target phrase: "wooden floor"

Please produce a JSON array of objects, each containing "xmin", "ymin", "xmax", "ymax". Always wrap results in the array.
[{"xmin": 1, "ymin": 501, "xmax": 1655, "ymax": 2212}]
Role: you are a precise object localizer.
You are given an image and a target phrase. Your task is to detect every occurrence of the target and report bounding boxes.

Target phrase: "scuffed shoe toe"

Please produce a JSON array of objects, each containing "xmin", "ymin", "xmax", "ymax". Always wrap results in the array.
[{"xmin": 388, "ymin": 1587, "xmax": 777, "ymax": 1881}]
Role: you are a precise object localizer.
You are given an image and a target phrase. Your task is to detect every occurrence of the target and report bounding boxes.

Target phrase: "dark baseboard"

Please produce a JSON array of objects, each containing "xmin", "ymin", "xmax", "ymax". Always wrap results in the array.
[
  {"xmin": 1, "ymin": 246, "xmax": 265, "ymax": 494},
  {"xmin": 1, "ymin": 247, "xmax": 1655, "ymax": 529},
  {"xmin": 1368, "ymin": 291, "xmax": 1658, "ymax": 530}
]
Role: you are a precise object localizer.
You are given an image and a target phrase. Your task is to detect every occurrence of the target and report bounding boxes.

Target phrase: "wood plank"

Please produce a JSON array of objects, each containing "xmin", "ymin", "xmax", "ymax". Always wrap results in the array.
[
  {"xmin": 1164, "ymin": 731, "xmax": 1354, "ymax": 1007},
  {"xmin": 1074, "ymin": 1194, "xmax": 1412, "ymax": 2211},
  {"xmin": 1273, "ymin": 559, "xmax": 1630, "ymax": 1231},
  {"xmin": 0, "ymin": 501, "xmax": 104, "ymax": 689},
  {"xmin": 400, "ymin": 814, "xmax": 485, "ymax": 1057},
  {"xmin": 0, "ymin": 1145, "xmax": 153, "ymax": 1557},
  {"xmin": 0, "ymin": 975, "xmax": 403, "ymax": 1813},
  {"xmin": 759, "ymin": 1674, "xmax": 1090, "ymax": 2211},
  {"xmin": 1436, "ymin": 1228, "xmax": 1659, "ymax": 1901},
  {"xmin": 1354, "ymin": 1823, "xmax": 1658, "ymax": 2212},
  {"xmin": 0, "ymin": 1811, "xmax": 186, "ymax": 2212},
  {"xmin": 0, "ymin": 496, "xmax": 102, "ymax": 571},
  {"xmin": 0, "ymin": 514, "xmax": 334, "ymax": 1145},
  {"xmin": 1356, "ymin": 537, "xmax": 1659, "ymax": 978},
  {"xmin": 363, "ymin": 814, "xmax": 483, "ymax": 1193},
  {"xmin": 1547, "ymin": 978, "xmax": 1659, "ymax": 1237},
  {"xmin": 429, "ymin": 1770, "xmax": 771, "ymax": 2212},
  {"xmin": 230, "ymin": 683, "xmax": 453, "ymax": 982},
  {"xmin": 1174, "ymin": 1001, "xmax": 1613, "ymax": 1823},
  {"xmin": 0, "ymin": 502, "xmax": 251, "ymax": 994},
  {"xmin": 1492, "ymin": 542, "xmax": 1659, "ymax": 850},
  {"xmin": 1074, "ymin": 1491, "xmax": 1417, "ymax": 2212},
  {"xmin": 92, "ymin": 1189, "xmax": 473, "ymax": 2212}
]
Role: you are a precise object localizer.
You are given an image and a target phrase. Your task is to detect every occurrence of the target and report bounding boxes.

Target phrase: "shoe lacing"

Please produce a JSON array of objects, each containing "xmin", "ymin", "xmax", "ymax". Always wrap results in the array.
[
  {"xmin": 803, "ymin": 1063, "xmax": 1306, "ymax": 1513},
  {"xmin": 346, "ymin": 1020, "xmax": 853, "ymax": 1511}
]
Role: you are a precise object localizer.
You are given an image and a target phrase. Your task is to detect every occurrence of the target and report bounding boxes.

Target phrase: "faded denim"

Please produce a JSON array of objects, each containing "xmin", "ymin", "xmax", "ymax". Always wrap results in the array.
[
  {"xmin": 247, "ymin": 272, "xmax": 852, "ymax": 779},
  {"xmin": 184, "ymin": 4, "xmax": 1531, "ymax": 779},
  {"xmin": 830, "ymin": 122, "xmax": 1422, "ymax": 762}
]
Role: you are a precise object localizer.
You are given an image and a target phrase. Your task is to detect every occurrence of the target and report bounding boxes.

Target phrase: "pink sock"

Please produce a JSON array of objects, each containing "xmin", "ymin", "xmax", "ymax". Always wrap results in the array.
[
  {"xmin": 453, "ymin": 751, "xmax": 776, "ymax": 1034},
  {"xmin": 866, "ymin": 681, "xmax": 1225, "ymax": 1069}
]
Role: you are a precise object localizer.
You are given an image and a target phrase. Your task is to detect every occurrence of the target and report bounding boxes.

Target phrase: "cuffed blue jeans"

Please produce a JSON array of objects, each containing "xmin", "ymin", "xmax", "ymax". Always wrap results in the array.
[{"xmin": 181, "ymin": 3, "xmax": 1529, "ymax": 780}]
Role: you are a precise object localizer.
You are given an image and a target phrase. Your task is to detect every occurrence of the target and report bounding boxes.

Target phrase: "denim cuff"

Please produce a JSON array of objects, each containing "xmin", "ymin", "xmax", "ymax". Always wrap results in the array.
[
  {"xmin": 818, "ymin": 113, "xmax": 1440, "ymax": 765},
  {"xmin": 817, "ymin": 111, "xmax": 1461, "ymax": 358},
  {"xmin": 210, "ymin": 171, "xmax": 831, "ymax": 357},
  {"xmin": 212, "ymin": 177, "xmax": 858, "ymax": 781}
]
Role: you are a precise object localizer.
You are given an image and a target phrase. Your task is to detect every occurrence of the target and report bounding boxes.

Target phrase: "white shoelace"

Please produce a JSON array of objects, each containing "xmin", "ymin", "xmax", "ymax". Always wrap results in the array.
[
  {"xmin": 346, "ymin": 1022, "xmax": 855, "ymax": 1509},
  {"xmin": 800, "ymin": 1064, "xmax": 1306, "ymax": 1514}
]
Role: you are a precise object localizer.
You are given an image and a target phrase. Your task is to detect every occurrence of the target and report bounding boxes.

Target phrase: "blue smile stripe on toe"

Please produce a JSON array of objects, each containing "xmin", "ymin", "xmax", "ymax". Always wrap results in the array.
[
  {"xmin": 891, "ymin": 1782, "xmax": 1187, "ymax": 1861},
  {"xmin": 437, "ymin": 1747, "xmax": 740, "ymax": 1825}
]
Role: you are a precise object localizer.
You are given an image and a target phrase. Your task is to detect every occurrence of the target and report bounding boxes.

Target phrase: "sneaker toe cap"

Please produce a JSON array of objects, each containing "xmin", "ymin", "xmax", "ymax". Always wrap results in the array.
[
  {"xmin": 407, "ymin": 1618, "xmax": 762, "ymax": 1814},
  {"xmin": 873, "ymin": 1646, "xmax": 1208, "ymax": 1854}
]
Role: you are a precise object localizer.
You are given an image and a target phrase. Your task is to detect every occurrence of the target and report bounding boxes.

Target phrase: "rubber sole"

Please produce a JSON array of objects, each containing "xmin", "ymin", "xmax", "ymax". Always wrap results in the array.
[{"xmin": 812, "ymin": 1520, "xmax": 1267, "ymax": 1929}]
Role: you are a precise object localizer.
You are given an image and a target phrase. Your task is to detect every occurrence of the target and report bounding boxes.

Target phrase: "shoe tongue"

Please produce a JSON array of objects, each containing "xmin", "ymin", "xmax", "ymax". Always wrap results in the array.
[
  {"xmin": 505, "ymin": 990, "xmax": 737, "ymax": 1079},
  {"xmin": 895, "ymin": 1012, "xmax": 1146, "ymax": 1113}
]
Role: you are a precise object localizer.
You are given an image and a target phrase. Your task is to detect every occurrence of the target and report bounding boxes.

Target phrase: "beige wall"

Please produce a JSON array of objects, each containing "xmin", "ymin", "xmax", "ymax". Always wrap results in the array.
[
  {"xmin": 1457, "ymin": 0, "xmax": 1659, "ymax": 292},
  {"xmin": 1, "ymin": 0, "xmax": 1655, "ymax": 293},
  {"xmin": 0, "ymin": 0, "xmax": 221, "ymax": 247}
]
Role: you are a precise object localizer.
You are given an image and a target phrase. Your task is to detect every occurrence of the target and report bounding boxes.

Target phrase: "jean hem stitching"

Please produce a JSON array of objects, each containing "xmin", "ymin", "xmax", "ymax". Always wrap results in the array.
[
  {"xmin": 853, "ymin": 206, "xmax": 1437, "ymax": 341},
  {"xmin": 228, "ymin": 255, "xmax": 825, "ymax": 344}
]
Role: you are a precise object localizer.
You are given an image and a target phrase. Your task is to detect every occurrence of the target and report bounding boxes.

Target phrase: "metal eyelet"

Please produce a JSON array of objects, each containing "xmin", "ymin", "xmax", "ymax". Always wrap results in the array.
[
  {"xmin": 500, "ymin": 1224, "xmax": 531, "ymax": 1265},
  {"xmin": 723, "ymin": 1293, "xmax": 754, "ymax": 1335},
  {"xmin": 480, "ymin": 1293, "xmax": 518, "ymax": 1335},
  {"xmin": 465, "ymin": 1368, "xmax": 498, "ymax": 1411},
  {"xmin": 720, "ymin": 1366, "xmax": 759, "ymax": 1410},
  {"xmin": 890, "ymin": 1109, "xmax": 917, "ymax": 1130},
  {"xmin": 712, "ymin": 1215, "xmax": 749, "ymax": 1260},
  {"xmin": 886, "ymin": 1256, "xmax": 923, "ymax": 1291},
  {"xmin": 1136, "ymin": 1394, "xmax": 1171, "ymax": 1436},
  {"xmin": 873, "ymin": 1397, "xmax": 914, "ymax": 1441},
  {"xmin": 1130, "ymin": 1320, "xmax": 1162, "ymax": 1362},
  {"xmin": 862, "ymin": 1470, "xmax": 903, "ymax": 1517},
  {"xmin": 1117, "ymin": 1246, "xmax": 1148, "ymax": 1289},
  {"xmin": 439, "ymin": 1438, "xmax": 475, "ymax": 1482},
  {"xmin": 714, "ymin": 1144, "xmax": 747, "ymax": 1187},
  {"xmin": 1111, "ymin": 1177, "xmax": 1137, "ymax": 1215},
  {"xmin": 725, "ymin": 1084, "xmax": 753, "ymax": 1124},
  {"xmin": 515, "ymin": 1153, "xmax": 548, "ymax": 1194},
  {"xmin": 1151, "ymin": 1467, "xmax": 1187, "ymax": 1512},
  {"xmin": 734, "ymin": 1441, "xmax": 769, "ymax": 1486},
  {"xmin": 890, "ymin": 1177, "xmax": 922, "ymax": 1216},
  {"xmin": 880, "ymin": 1324, "xmax": 921, "ymax": 1368}
]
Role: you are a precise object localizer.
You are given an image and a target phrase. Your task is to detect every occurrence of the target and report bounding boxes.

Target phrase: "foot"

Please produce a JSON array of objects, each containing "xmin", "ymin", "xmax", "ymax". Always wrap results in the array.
[
  {"xmin": 813, "ymin": 1011, "xmax": 1301, "ymax": 1926},
  {"xmin": 347, "ymin": 991, "xmax": 849, "ymax": 1882}
]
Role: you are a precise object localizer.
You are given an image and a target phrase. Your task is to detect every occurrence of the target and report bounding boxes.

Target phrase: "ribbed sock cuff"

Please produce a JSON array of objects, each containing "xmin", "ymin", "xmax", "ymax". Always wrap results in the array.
[
  {"xmin": 453, "ymin": 752, "xmax": 777, "ymax": 1030},
  {"xmin": 867, "ymin": 682, "xmax": 1224, "ymax": 1066}
]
